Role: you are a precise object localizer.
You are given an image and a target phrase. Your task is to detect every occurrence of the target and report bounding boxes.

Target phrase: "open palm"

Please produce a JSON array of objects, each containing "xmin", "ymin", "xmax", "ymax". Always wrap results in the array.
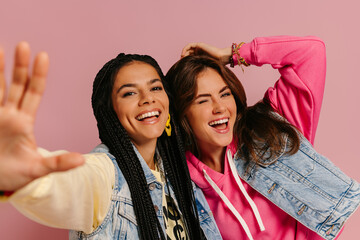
[{"xmin": 0, "ymin": 42, "xmax": 84, "ymax": 191}]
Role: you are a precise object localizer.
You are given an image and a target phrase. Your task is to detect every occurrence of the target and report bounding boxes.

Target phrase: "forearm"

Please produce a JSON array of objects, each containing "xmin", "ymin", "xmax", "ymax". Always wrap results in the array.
[
  {"xmin": 238, "ymin": 36, "xmax": 326, "ymax": 143},
  {"xmin": 9, "ymin": 149, "xmax": 115, "ymax": 234}
]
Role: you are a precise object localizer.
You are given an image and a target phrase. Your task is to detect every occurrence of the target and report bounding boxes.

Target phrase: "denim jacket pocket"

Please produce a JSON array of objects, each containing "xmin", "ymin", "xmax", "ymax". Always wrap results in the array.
[
  {"xmin": 109, "ymin": 195, "xmax": 139, "ymax": 240},
  {"xmin": 117, "ymin": 196, "xmax": 137, "ymax": 225}
]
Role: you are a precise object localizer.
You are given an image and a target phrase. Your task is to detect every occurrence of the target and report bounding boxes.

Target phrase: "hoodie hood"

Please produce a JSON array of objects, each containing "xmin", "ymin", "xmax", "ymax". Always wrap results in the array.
[{"xmin": 186, "ymin": 138, "xmax": 238, "ymax": 190}]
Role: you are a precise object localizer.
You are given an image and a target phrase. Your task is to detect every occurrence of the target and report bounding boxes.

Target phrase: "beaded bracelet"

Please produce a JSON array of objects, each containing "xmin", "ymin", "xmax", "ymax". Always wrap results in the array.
[
  {"xmin": 231, "ymin": 42, "xmax": 250, "ymax": 72},
  {"xmin": 0, "ymin": 190, "xmax": 14, "ymax": 202}
]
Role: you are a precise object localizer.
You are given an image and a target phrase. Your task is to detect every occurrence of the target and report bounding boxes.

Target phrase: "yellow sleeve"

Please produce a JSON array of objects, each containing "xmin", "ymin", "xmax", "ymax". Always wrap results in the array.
[{"xmin": 9, "ymin": 148, "xmax": 115, "ymax": 234}]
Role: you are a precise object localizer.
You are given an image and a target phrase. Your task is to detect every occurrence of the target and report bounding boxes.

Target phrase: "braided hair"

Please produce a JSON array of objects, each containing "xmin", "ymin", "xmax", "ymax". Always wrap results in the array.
[{"xmin": 91, "ymin": 53, "xmax": 204, "ymax": 239}]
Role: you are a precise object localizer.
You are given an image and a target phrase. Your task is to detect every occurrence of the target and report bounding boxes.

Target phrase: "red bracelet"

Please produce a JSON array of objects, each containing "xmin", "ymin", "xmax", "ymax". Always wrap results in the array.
[{"xmin": 0, "ymin": 191, "xmax": 14, "ymax": 201}]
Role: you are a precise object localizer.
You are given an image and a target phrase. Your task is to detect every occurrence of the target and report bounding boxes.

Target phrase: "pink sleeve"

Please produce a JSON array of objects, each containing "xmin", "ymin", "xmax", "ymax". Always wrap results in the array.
[{"xmin": 239, "ymin": 36, "xmax": 326, "ymax": 145}]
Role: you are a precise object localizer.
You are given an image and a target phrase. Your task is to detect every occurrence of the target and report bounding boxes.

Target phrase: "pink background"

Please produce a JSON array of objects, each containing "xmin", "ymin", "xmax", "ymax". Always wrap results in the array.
[{"xmin": 0, "ymin": 0, "xmax": 359, "ymax": 239}]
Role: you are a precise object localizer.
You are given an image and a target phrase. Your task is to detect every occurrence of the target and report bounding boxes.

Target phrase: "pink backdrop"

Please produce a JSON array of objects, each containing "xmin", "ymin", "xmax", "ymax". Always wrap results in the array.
[{"xmin": 0, "ymin": 0, "xmax": 359, "ymax": 239}]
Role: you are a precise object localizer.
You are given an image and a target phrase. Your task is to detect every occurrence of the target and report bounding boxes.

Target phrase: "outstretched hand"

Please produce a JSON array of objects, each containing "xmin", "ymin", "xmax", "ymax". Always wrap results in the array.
[
  {"xmin": 181, "ymin": 42, "xmax": 232, "ymax": 65},
  {"xmin": 0, "ymin": 42, "xmax": 84, "ymax": 191}
]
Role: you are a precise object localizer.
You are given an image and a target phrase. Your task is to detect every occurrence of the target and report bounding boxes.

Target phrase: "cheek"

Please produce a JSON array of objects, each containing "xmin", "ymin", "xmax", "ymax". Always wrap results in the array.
[
  {"xmin": 112, "ymin": 95, "xmax": 122, "ymax": 117},
  {"xmin": 158, "ymin": 93, "xmax": 170, "ymax": 113},
  {"xmin": 185, "ymin": 108, "xmax": 199, "ymax": 129},
  {"xmin": 230, "ymin": 99, "xmax": 237, "ymax": 116},
  {"xmin": 186, "ymin": 113, "xmax": 207, "ymax": 137},
  {"xmin": 113, "ymin": 100, "xmax": 131, "ymax": 126},
  {"xmin": 115, "ymin": 108, "xmax": 127, "ymax": 127},
  {"xmin": 163, "ymin": 98, "xmax": 170, "ymax": 113}
]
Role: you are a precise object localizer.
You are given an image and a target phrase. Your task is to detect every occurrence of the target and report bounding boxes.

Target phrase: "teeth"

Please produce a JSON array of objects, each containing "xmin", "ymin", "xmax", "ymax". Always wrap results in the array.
[
  {"xmin": 136, "ymin": 111, "xmax": 160, "ymax": 120},
  {"xmin": 209, "ymin": 118, "xmax": 228, "ymax": 126}
]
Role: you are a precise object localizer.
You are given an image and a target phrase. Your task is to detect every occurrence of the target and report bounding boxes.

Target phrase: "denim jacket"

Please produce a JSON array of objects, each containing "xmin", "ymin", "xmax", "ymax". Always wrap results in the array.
[
  {"xmin": 232, "ymin": 134, "xmax": 360, "ymax": 240},
  {"xmin": 70, "ymin": 144, "xmax": 222, "ymax": 240}
]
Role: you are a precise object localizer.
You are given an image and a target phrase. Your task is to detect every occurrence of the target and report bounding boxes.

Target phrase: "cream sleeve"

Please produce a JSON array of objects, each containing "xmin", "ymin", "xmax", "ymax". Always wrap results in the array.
[{"xmin": 9, "ymin": 148, "xmax": 115, "ymax": 234}]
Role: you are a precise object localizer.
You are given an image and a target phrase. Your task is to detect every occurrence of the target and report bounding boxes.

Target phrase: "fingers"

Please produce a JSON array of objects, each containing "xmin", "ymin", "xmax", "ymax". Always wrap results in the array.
[
  {"xmin": 181, "ymin": 42, "xmax": 219, "ymax": 59},
  {"xmin": 0, "ymin": 47, "xmax": 5, "ymax": 104},
  {"xmin": 7, "ymin": 42, "xmax": 31, "ymax": 108},
  {"xmin": 181, "ymin": 43, "xmax": 199, "ymax": 58},
  {"xmin": 3, "ymin": 42, "xmax": 49, "ymax": 118},
  {"xmin": 20, "ymin": 52, "xmax": 49, "ymax": 117}
]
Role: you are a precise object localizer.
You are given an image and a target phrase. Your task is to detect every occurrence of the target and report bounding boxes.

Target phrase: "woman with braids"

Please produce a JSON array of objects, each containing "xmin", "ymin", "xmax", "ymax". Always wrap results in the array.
[
  {"xmin": 165, "ymin": 36, "xmax": 360, "ymax": 240},
  {"xmin": 0, "ymin": 42, "xmax": 221, "ymax": 239}
]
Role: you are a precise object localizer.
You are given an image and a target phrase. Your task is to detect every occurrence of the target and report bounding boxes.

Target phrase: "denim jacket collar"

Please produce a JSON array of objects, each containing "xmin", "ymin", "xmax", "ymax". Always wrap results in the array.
[{"xmin": 94, "ymin": 143, "xmax": 158, "ymax": 184}]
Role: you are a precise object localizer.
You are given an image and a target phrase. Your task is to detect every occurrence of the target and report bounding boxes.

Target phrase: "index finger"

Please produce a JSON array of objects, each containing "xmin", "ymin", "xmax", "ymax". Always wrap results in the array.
[
  {"xmin": 20, "ymin": 51, "xmax": 49, "ymax": 117},
  {"xmin": 6, "ymin": 42, "xmax": 30, "ymax": 108},
  {"xmin": 0, "ymin": 48, "xmax": 5, "ymax": 104}
]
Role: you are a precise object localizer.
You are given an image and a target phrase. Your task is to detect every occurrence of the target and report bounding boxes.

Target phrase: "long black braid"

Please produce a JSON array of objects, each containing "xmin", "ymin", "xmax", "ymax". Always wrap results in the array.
[{"xmin": 91, "ymin": 53, "xmax": 204, "ymax": 239}]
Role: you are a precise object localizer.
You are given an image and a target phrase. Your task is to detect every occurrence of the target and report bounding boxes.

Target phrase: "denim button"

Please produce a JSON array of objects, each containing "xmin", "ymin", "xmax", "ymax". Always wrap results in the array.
[
  {"xmin": 149, "ymin": 183, "xmax": 156, "ymax": 191},
  {"xmin": 154, "ymin": 205, "xmax": 159, "ymax": 212}
]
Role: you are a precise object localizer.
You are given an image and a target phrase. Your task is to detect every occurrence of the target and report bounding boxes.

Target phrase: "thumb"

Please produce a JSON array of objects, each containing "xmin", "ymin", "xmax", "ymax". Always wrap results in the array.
[{"xmin": 34, "ymin": 152, "xmax": 85, "ymax": 177}]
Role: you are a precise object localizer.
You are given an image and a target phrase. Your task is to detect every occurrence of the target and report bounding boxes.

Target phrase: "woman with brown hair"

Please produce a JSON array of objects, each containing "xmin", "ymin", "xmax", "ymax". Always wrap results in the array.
[{"xmin": 165, "ymin": 36, "xmax": 360, "ymax": 240}]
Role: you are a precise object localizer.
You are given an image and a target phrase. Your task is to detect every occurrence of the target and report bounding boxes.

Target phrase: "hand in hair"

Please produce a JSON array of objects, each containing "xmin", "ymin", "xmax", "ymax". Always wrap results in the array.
[
  {"xmin": 181, "ymin": 42, "xmax": 232, "ymax": 65},
  {"xmin": 0, "ymin": 42, "xmax": 84, "ymax": 191}
]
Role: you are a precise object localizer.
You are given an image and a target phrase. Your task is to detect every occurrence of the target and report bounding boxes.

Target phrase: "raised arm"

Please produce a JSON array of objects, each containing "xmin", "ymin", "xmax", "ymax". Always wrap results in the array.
[
  {"xmin": 0, "ymin": 42, "xmax": 84, "ymax": 192},
  {"xmin": 240, "ymin": 36, "xmax": 326, "ymax": 144},
  {"xmin": 182, "ymin": 36, "xmax": 326, "ymax": 144},
  {"xmin": 1, "ymin": 42, "xmax": 114, "ymax": 234},
  {"xmin": 10, "ymin": 150, "xmax": 115, "ymax": 234}
]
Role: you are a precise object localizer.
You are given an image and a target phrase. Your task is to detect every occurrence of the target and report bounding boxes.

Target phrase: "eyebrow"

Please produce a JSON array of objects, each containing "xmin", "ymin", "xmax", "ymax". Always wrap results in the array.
[
  {"xmin": 195, "ymin": 86, "xmax": 229, "ymax": 99},
  {"xmin": 116, "ymin": 78, "xmax": 161, "ymax": 93}
]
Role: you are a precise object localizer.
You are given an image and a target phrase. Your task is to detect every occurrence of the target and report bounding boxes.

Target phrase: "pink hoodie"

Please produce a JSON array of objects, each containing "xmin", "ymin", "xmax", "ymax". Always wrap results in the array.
[{"xmin": 187, "ymin": 36, "xmax": 334, "ymax": 239}]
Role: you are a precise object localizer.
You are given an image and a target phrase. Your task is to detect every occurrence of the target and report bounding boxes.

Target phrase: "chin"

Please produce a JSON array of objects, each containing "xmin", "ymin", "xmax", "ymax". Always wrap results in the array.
[
  {"xmin": 216, "ymin": 137, "xmax": 233, "ymax": 147},
  {"xmin": 145, "ymin": 130, "xmax": 165, "ymax": 139}
]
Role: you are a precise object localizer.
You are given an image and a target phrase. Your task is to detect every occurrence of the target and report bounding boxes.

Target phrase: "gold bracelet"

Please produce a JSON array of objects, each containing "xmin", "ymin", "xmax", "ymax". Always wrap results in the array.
[{"xmin": 234, "ymin": 42, "xmax": 250, "ymax": 67}]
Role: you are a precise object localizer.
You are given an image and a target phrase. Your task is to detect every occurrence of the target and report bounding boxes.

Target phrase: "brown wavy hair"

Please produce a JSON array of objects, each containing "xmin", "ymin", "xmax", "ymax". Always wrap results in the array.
[{"xmin": 165, "ymin": 55, "xmax": 300, "ymax": 163}]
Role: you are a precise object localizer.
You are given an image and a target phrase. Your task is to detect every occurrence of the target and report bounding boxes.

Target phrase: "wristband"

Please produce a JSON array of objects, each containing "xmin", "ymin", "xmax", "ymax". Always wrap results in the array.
[
  {"xmin": 0, "ymin": 191, "xmax": 14, "ymax": 202},
  {"xmin": 232, "ymin": 42, "xmax": 250, "ymax": 72}
]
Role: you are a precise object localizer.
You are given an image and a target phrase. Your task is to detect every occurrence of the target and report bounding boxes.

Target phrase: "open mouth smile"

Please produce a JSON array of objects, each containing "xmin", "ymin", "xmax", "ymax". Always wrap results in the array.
[
  {"xmin": 208, "ymin": 118, "xmax": 229, "ymax": 131},
  {"xmin": 136, "ymin": 111, "xmax": 160, "ymax": 121}
]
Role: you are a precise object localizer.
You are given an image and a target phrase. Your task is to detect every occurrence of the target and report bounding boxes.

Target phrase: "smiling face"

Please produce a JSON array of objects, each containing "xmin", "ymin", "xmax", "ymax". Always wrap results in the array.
[
  {"xmin": 185, "ymin": 67, "xmax": 237, "ymax": 152},
  {"xmin": 111, "ymin": 61, "xmax": 169, "ymax": 146}
]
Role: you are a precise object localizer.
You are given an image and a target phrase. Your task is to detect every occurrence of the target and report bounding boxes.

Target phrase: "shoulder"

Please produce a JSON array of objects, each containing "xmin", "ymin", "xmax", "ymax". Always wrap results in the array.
[{"xmin": 88, "ymin": 143, "xmax": 128, "ymax": 188}]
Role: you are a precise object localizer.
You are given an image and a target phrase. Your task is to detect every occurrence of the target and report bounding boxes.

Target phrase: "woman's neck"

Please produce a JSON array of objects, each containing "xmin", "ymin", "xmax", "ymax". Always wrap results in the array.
[
  {"xmin": 198, "ymin": 144, "xmax": 226, "ymax": 173},
  {"xmin": 132, "ymin": 139, "xmax": 157, "ymax": 170}
]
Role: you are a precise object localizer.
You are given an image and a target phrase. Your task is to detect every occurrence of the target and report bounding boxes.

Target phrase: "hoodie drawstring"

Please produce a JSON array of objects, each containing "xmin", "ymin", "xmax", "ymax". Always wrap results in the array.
[
  {"xmin": 203, "ymin": 169, "xmax": 254, "ymax": 240},
  {"xmin": 202, "ymin": 149, "xmax": 265, "ymax": 240},
  {"xmin": 227, "ymin": 150, "xmax": 265, "ymax": 231}
]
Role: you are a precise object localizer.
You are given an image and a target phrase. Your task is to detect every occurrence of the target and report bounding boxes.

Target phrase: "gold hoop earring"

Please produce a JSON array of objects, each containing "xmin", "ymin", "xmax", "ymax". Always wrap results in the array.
[{"xmin": 165, "ymin": 114, "xmax": 172, "ymax": 137}]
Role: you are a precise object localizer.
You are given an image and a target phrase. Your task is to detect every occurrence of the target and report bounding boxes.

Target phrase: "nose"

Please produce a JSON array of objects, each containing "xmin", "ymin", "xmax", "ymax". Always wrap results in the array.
[
  {"xmin": 139, "ymin": 91, "xmax": 155, "ymax": 106},
  {"xmin": 212, "ymin": 99, "xmax": 226, "ymax": 114}
]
